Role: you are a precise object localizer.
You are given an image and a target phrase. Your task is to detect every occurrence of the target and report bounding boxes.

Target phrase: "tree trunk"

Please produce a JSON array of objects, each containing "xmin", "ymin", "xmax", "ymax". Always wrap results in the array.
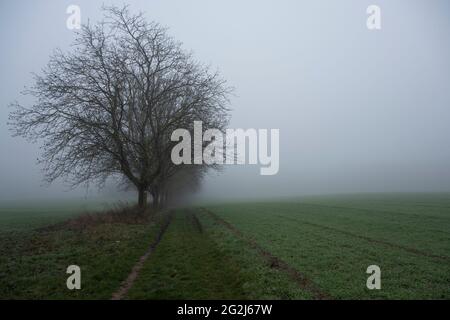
[
  {"xmin": 163, "ymin": 191, "xmax": 169, "ymax": 208},
  {"xmin": 152, "ymin": 190, "xmax": 159, "ymax": 209},
  {"xmin": 158, "ymin": 192, "xmax": 164, "ymax": 209},
  {"xmin": 138, "ymin": 187, "xmax": 147, "ymax": 209}
]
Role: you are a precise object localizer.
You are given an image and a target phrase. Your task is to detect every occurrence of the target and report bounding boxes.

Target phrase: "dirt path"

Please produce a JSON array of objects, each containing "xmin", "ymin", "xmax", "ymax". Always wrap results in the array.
[
  {"xmin": 111, "ymin": 212, "xmax": 173, "ymax": 300},
  {"xmin": 190, "ymin": 211, "xmax": 203, "ymax": 233},
  {"xmin": 202, "ymin": 208, "xmax": 332, "ymax": 300},
  {"xmin": 123, "ymin": 210, "xmax": 248, "ymax": 299}
]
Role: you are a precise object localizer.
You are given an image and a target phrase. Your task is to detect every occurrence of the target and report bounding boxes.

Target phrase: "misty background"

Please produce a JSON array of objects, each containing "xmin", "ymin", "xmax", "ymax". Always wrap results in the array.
[{"xmin": 1, "ymin": 0, "xmax": 450, "ymax": 202}]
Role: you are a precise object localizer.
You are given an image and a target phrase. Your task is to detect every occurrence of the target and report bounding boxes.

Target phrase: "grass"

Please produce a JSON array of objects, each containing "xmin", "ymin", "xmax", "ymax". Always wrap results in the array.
[
  {"xmin": 126, "ymin": 209, "xmax": 311, "ymax": 299},
  {"xmin": 126, "ymin": 209, "xmax": 247, "ymax": 299},
  {"xmin": 0, "ymin": 193, "xmax": 449, "ymax": 299},
  {"xmin": 0, "ymin": 203, "xmax": 163, "ymax": 299},
  {"xmin": 199, "ymin": 194, "xmax": 450, "ymax": 299},
  {"xmin": 0, "ymin": 200, "xmax": 107, "ymax": 232}
]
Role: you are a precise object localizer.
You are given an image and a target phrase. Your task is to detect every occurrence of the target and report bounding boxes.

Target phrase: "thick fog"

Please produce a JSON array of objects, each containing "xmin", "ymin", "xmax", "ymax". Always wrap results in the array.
[{"xmin": 1, "ymin": 0, "xmax": 450, "ymax": 202}]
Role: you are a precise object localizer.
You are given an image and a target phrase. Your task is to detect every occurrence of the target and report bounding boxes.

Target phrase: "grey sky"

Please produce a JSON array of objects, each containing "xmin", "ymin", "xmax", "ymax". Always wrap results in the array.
[{"xmin": 1, "ymin": 0, "xmax": 450, "ymax": 201}]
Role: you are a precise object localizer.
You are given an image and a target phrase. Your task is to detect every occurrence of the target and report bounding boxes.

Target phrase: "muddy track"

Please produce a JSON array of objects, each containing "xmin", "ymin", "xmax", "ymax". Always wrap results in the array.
[
  {"xmin": 202, "ymin": 208, "xmax": 332, "ymax": 300},
  {"xmin": 111, "ymin": 212, "xmax": 173, "ymax": 300},
  {"xmin": 277, "ymin": 214, "xmax": 450, "ymax": 262}
]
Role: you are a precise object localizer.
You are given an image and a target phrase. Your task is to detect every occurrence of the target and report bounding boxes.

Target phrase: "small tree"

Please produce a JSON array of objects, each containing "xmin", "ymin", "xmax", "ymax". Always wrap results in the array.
[{"xmin": 9, "ymin": 5, "xmax": 230, "ymax": 208}]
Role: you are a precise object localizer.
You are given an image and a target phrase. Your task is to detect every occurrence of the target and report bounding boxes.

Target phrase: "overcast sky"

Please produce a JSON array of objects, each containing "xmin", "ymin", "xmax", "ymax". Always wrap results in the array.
[{"xmin": 1, "ymin": 0, "xmax": 450, "ymax": 202}]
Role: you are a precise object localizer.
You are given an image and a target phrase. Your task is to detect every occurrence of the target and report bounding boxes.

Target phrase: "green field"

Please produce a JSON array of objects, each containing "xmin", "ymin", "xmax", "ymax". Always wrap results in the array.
[{"xmin": 0, "ymin": 194, "xmax": 449, "ymax": 299}]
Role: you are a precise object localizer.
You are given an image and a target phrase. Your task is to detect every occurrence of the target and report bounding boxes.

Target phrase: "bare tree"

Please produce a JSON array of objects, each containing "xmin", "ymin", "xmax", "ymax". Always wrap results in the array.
[{"xmin": 9, "ymin": 5, "xmax": 230, "ymax": 208}]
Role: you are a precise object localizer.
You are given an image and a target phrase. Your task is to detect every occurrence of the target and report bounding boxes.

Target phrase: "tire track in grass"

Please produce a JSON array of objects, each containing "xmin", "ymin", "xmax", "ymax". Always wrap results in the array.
[
  {"xmin": 277, "ymin": 214, "xmax": 450, "ymax": 263},
  {"xmin": 202, "ymin": 208, "xmax": 332, "ymax": 300},
  {"xmin": 126, "ymin": 209, "xmax": 249, "ymax": 299},
  {"xmin": 111, "ymin": 212, "xmax": 173, "ymax": 300},
  {"xmin": 301, "ymin": 202, "xmax": 450, "ymax": 222},
  {"xmin": 190, "ymin": 211, "xmax": 203, "ymax": 233},
  {"xmin": 295, "ymin": 202, "xmax": 450, "ymax": 239}
]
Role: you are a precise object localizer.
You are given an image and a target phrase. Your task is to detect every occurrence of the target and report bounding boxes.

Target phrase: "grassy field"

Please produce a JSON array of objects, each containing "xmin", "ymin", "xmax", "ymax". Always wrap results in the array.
[
  {"xmin": 0, "ymin": 202, "xmax": 164, "ymax": 299},
  {"xmin": 199, "ymin": 194, "xmax": 450, "ymax": 299},
  {"xmin": 0, "ymin": 194, "xmax": 449, "ymax": 299}
]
